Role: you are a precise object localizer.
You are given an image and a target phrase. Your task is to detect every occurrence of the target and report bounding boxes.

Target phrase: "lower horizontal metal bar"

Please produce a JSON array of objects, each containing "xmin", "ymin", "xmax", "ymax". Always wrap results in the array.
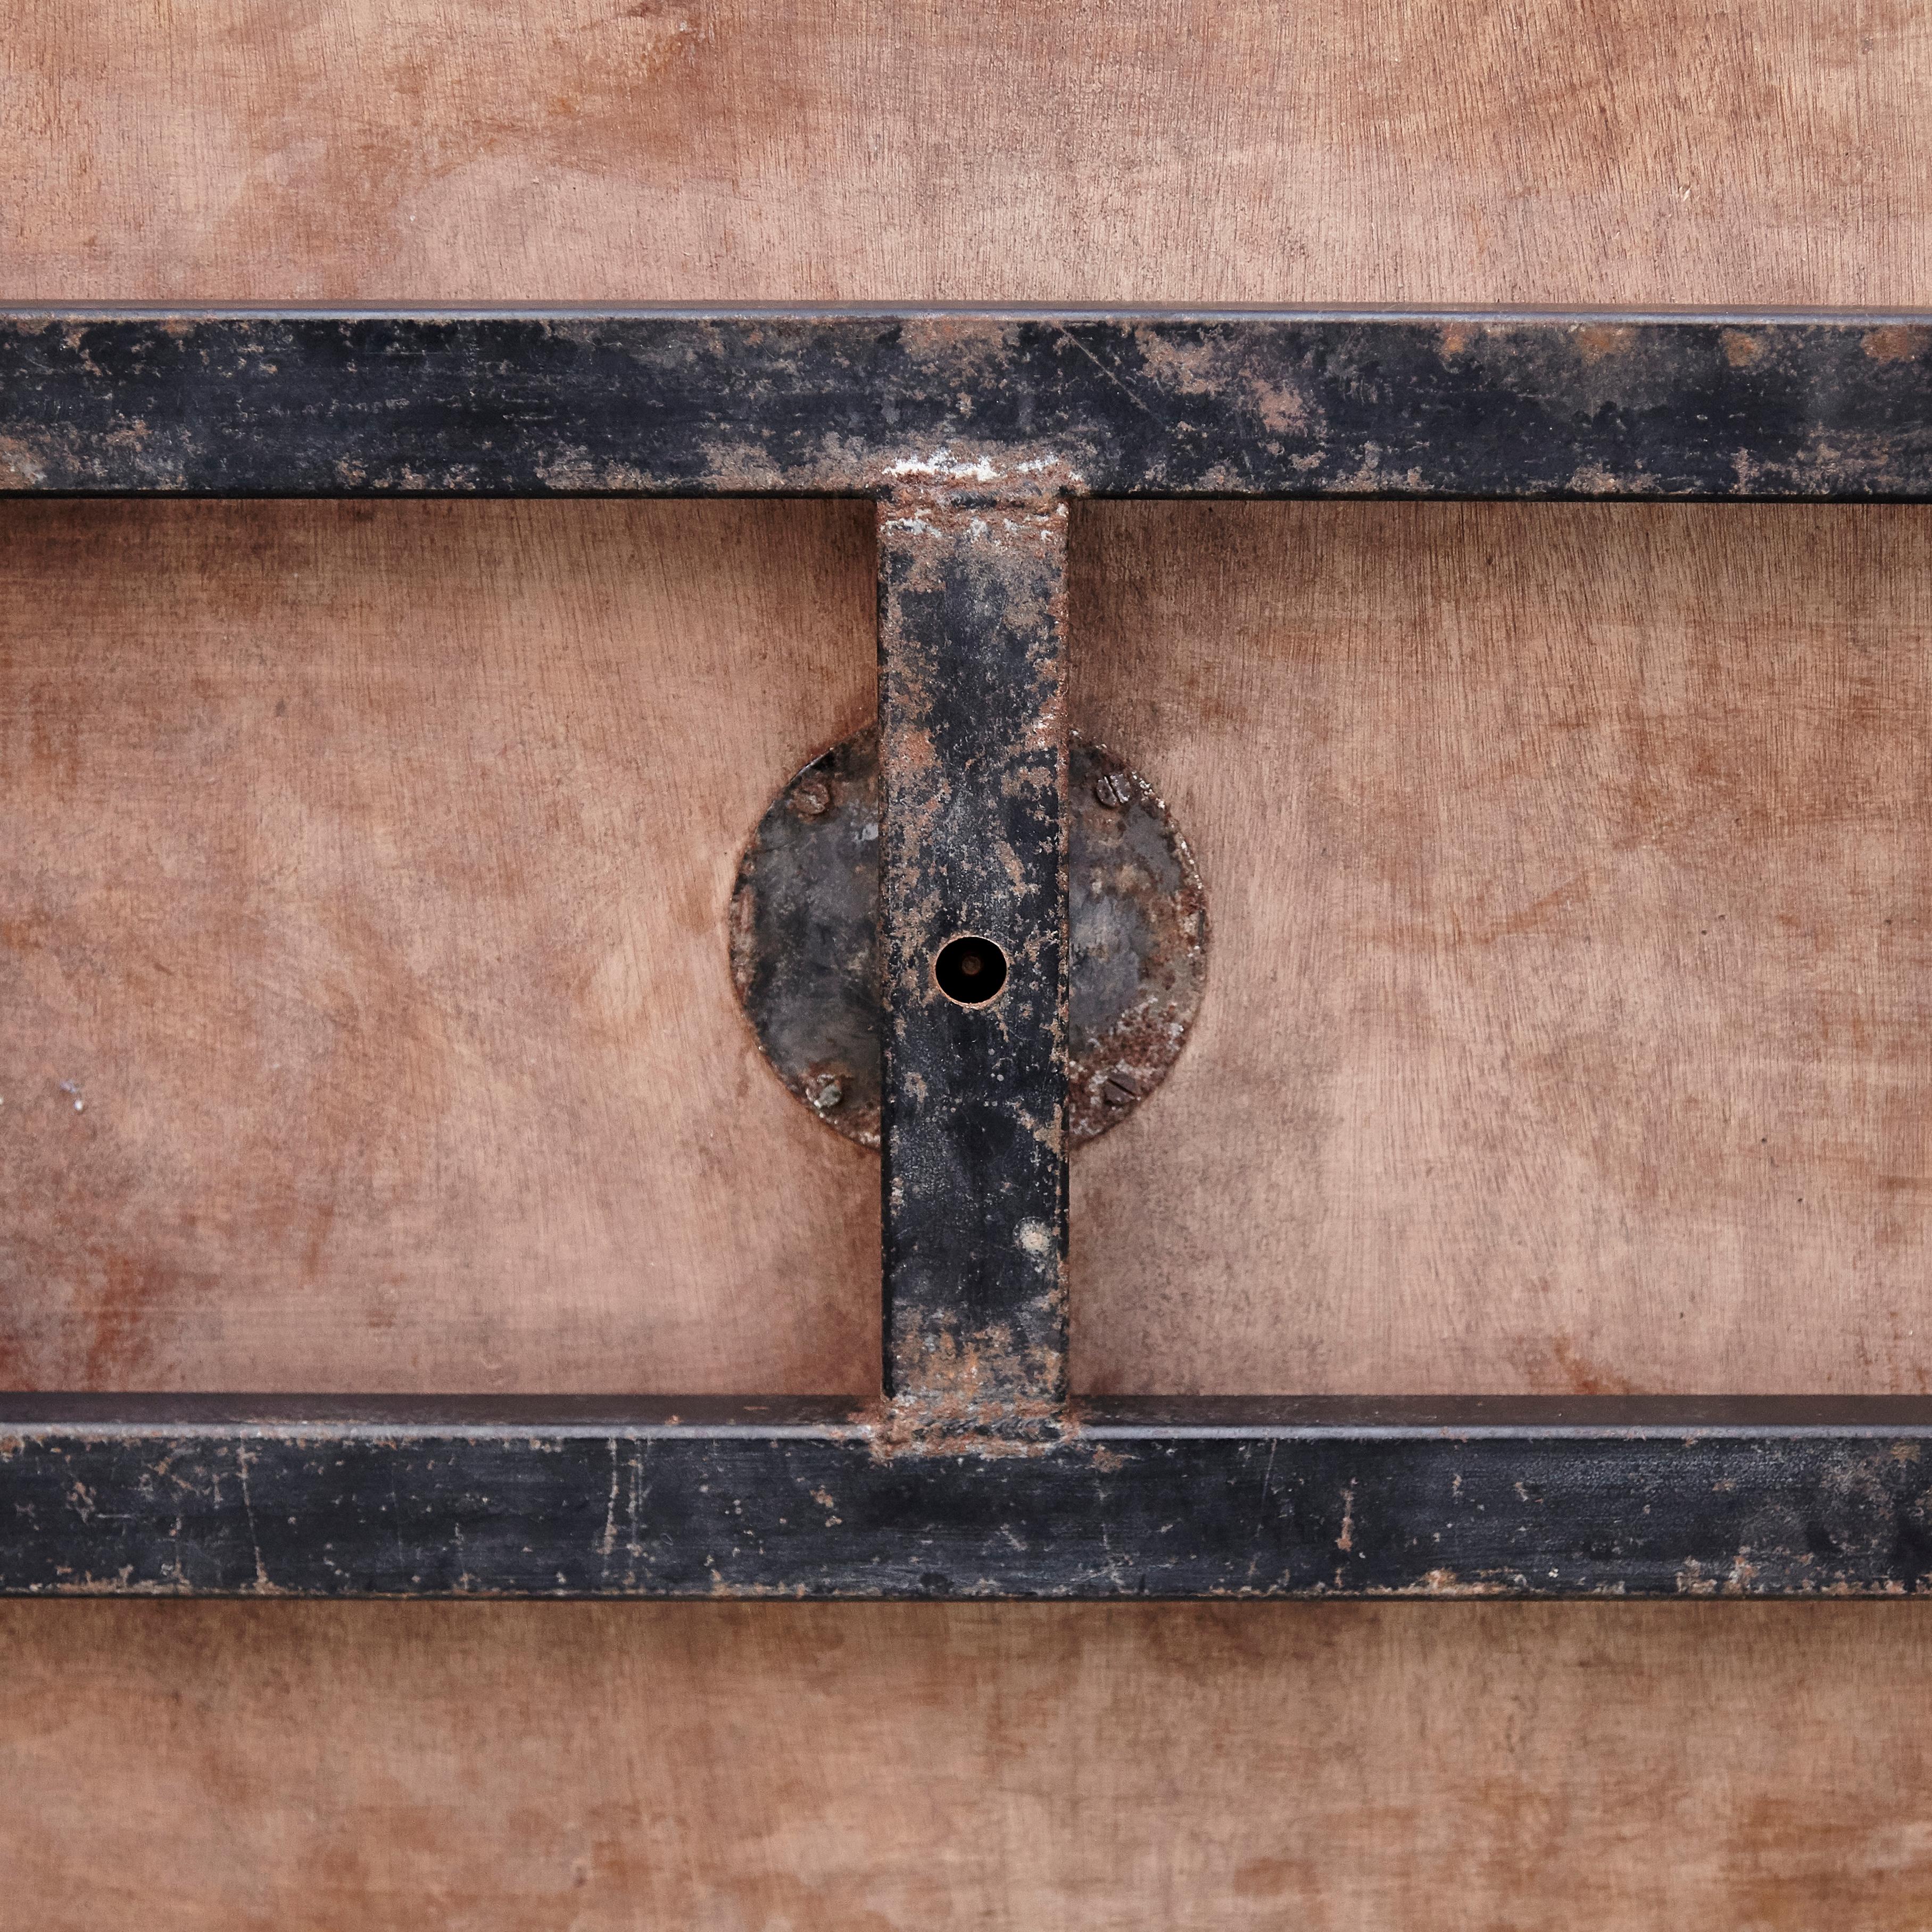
[{"xmin": 4, "ymin": 1397, "xmax": 1929, "ymax": 1599}]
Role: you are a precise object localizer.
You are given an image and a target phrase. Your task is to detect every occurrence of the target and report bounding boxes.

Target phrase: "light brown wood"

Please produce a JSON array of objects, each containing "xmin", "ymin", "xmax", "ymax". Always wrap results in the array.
[
  {"xmin": 3, "ymin": 0, "xmax": 1931, "ymax": 309},
  {"xmin": 0, "ymin": 497, "xmax": 880, "ymax": 1392},
  {"xmin": 5, "ymin": 1598, "xmax": 1931, "ymax": 1928},
  {"xmin": 10, "ymin": 2, "xmax": 1932, "ymax": 1922},
  {"xmin": 1074, "ymin": 502, "xmax": 1932, "ymax": 1394}
]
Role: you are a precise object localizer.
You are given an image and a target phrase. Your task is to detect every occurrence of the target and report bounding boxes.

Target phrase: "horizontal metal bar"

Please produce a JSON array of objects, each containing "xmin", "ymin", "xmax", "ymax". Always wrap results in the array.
[
  {"xmin": 4, "ymin": 1397, "xmax": 1929, "ymax": 1598},
  {"xmin": 3, "ymin": 310, "xmax": 1929, "ymax": 500}
]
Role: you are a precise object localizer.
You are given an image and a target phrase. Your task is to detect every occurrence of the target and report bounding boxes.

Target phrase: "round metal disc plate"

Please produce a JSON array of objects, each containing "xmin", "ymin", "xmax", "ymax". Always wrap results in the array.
[{"xmin": 729, "ymin": 727, "xmax": 1207, "ymax": 1148}]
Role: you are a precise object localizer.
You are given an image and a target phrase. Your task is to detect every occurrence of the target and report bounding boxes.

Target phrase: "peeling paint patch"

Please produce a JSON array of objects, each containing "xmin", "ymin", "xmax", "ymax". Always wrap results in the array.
[{"xmin": 1863, "ymin": 324, "xmax": 1929, "ymax": 363}]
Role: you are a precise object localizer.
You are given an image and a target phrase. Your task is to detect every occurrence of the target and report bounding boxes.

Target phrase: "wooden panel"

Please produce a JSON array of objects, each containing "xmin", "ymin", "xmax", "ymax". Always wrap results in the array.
[
  {"xmin": 10, "ymin": 0, "xmax": 1932, "ymax": 1920},
  {"xmin": 3, "ymin": 0, "xmax": 1931, "ymax": 308},
  {"xmin": 4, "ymin": 1598, "xmax": 1930, "ymax": 1928},
  {"xmin": 1074, "ymin": 502, "xmax": 1932, "ymax": 1394},
  {"xmin": 0, "ymin": 497, "xmax": 880, "ymax": 1393}
]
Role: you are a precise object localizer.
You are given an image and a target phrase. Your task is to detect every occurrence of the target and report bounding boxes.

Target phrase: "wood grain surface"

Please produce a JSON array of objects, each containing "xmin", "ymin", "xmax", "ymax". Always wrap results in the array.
[
  {"xmin": 4, "ymin": 0, "xmax": 1930, "ymax": 308},
  {"xmin": 0, "ymin": 497, "xmax": 881, "ymax": 1394},
  {"xmin": 9, "ymin": 0, "xmax": 1932, "ymax": 1923},
  {"xmin": 1074, "ymin": 501, "xmax": 1932, "ymax": 1395},
  {"xmin": 6, "ymin": 1598, "xmax": 1932, "ymax": 1929}
]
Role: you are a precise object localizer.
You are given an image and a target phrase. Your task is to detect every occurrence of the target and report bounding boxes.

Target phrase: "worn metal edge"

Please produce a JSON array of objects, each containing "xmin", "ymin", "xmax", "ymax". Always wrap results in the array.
[
  {"xmin": 4, "ymin": 1394, "xmax": 1932, "ymax": 1439},
  {"xmin": 5, "ymin": 303, "xmax": 1932, "ymax": 324}
]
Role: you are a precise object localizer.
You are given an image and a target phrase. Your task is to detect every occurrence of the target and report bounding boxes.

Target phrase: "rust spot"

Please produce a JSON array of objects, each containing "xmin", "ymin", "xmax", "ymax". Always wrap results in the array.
[
  {"xmin": 1438, "ymin": 323, "xmax": 1474, "ymax": 359},
  {"xmin": 1720, "ymin": 329, "xmax": 1762, "ymax": 368},
  {"xmin": 1722, "ymin": 1553, "xmax": 1761, "ymax": 1595},
  {"xmin": 1564, "ymin": 460, "xmax": 1656, "ymax": 496},
  {"xmin": 1574, "ymin": 324, "xmax": 1636, "ymax": 363},
  {"xmin": 856, "ymin": 1324, "xmax": 1066, "ymax": 1461},
  {"xmin": 1132, "ymin": 329, "xmax": 1326, "ymax": 446},
  {"xmin": 1400, "ymin": 1568, "xmax": 1511, "ymax": 1596},
  {"xmin": 1550, "ymin": 1339, "xmax": 1636, "ymax": 1396},
  {"xmin": 1249, "ymin": 382, "xmax": 1312, "ymax": 434},
  {"xmin": 0, "ymin": 435, "xmax": 47, "ymax": 488},
  {"xmin": 1514, "ymin": 1338, "xmax": 1638, "ymax": 1396},
  {"xmin": 1863, "ymin": 325, "xmax": 1929, "ymax": 363}
]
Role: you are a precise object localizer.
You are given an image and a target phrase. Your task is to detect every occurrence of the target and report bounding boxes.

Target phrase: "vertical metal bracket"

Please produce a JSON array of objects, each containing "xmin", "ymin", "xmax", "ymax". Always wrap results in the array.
[{"xmin": 876, "ymin": 485, "xmax": 1069, "ymax": 1431}]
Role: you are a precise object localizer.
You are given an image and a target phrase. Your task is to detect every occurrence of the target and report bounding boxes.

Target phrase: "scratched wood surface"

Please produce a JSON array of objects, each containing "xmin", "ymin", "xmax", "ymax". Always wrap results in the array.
[{"xmin": 9, "ymin": 0, "xmax": 1932, "ymax": 1923}]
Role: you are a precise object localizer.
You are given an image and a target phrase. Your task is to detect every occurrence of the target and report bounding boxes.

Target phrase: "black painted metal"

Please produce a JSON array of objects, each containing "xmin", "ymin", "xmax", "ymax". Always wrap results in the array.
[
  {"xmin": 2, "ymin": 1397, "xmax": 1930, "ymax": 1598},
  {"xmin": 876, "ymin": 493, "xmax": 1068, "ymax": 1407},
  {"xmin": 4, "ymin": 306, "xmax": 1930, "ymax": 1597},
  {"xmin": 728, "ymin": 728, "xmax": 1207, "ymax": 1150},
  {"xmin": 4, "ymin": 308, "xmax": 1932, "ymax": 501}
]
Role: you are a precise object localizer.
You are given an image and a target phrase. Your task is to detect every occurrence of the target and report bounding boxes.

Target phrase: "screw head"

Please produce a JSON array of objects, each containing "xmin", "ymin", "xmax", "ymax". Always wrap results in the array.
[
  {"xmin": 1093, "ymin": 770, "xmax": 1133, "ymax": 809},
  {"xmin": 1102, "ymin": 1071, "xmax": 1140, "ymax": 1108},
  {"xmin": 792, "ymin": 776, "xmax": 832, "ymax": 818}
]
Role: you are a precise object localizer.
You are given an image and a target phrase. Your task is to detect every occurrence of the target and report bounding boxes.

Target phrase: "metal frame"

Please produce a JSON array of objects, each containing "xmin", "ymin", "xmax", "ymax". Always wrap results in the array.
[{"xmin": 4, "ymin": 305, "xmax": 1931, "ymax": 1598}]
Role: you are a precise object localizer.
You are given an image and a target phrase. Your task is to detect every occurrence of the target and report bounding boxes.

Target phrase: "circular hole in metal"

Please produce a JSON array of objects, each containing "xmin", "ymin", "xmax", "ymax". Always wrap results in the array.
[
  {"xmin": 729, "ymin": 727, "xmax": 1207, "ymax": 1149},
  {"xmin": 934, "ymin": 935, "xmax": 1008, "ymax": 1006}
]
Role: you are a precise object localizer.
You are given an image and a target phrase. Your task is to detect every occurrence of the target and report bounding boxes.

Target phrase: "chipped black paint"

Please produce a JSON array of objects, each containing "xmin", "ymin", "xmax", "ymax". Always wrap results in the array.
[
  {"xmin": 4, "ymin": 309, "xmax": 1932, "ymax": 500},
  {"xmin": 3, "ymin": 1398, "xmax": 1930, "ymax": 1598},
  {"xmin": 877, "ymin": 491, "xmax": 1068, "ymax": 1407}
]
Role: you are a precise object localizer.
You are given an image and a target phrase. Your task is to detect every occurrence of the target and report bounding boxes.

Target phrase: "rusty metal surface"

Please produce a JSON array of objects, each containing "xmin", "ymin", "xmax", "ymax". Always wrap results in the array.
[
  {"xmin": 730, "ymin": 729, "xmax": 1207, "ymax": 1151},
  {"xmin": 6, "ymin": 309, "xmax": 1932, "ymax": 502},
  {"xmin": 875, "ymin": 487, "xmax": 1068, "ymax": 1412},
  {"xmin": 1065, "ymin": 737, "xmax": 1209, "ymax": 1143},
  {"xmin": 730, "ymin": 728, "xmax": 888, "ymax": 1142}
]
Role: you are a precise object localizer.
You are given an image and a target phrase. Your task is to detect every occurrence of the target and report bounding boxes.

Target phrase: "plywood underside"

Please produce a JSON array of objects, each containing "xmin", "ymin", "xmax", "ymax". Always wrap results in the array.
[
  {"xmin": 5, "ymin": 0, "xmax": 1931, "ymax": 308},
  {"xmin": 5, "ymin": 497, "xmax": 1928, "ymax": 1395},
  {"xmin": 10, "ymin": 0, "xmax": 1932, "ymax": 1919},
  {"xmin": 1074, "ymin": 501, "xmax": 1932, "ymax": 1396},
  {"xmin": 0, "ymin": 496, "xmax": 883, "ymax": 1394},
  {"xmin": 6, "ymin": 1599, "xmax": 1932, "ymax": 1929}
]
